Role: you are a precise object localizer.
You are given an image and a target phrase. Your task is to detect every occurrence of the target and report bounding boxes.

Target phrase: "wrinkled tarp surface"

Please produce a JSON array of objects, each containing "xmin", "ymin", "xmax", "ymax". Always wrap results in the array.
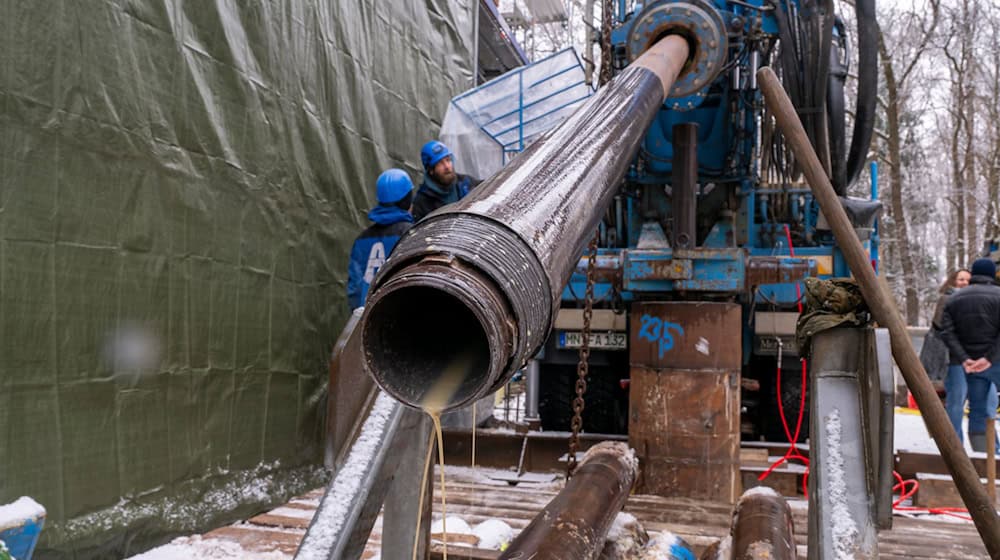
[{"xmin": 0, "ymin": 1, "xmax": 474, "ymax": 557}]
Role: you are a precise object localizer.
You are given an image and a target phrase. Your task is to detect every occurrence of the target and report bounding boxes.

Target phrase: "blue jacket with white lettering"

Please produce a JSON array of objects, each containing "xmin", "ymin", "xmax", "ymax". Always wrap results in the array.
[{"xmin": 347, "ymin": 205, "xmax": 414, "ymax": 311}]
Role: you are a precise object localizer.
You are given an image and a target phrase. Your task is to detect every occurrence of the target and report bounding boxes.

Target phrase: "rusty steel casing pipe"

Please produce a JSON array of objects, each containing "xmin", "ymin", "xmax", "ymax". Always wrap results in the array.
[
  {"xmin": 731, "ymin": 487, "xmax": 796, "ymax": 560},
  {"xmin": 499, "ymin": 442, "xmax": 639, "ymax": 560},
  {"xmin": 360, "ymin": 34, "xmax": 694, "ymax": 411}
]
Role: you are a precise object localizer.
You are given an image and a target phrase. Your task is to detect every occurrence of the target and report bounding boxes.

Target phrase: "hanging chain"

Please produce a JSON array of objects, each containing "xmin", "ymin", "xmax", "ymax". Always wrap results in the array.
[
  {"xmin": 598, "ymin": 0, "xmax": 614, "ymax": 86},
  {"xmin": 567, "ymin": 231, "xmax": 600, "ymax": 478}
]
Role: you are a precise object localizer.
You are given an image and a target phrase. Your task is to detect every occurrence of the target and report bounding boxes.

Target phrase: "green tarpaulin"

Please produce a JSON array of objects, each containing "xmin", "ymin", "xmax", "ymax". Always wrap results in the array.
[{"xmin": 0, "ymin": 1, "xmax": 475, "ymax": 557}]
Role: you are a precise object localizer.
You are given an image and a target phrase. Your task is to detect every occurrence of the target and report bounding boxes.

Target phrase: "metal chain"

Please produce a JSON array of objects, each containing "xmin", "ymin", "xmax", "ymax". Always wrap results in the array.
[
  {"xmin": 567, "ymin": 231, "xmax": 600, "ymax": 478},
  {"xmin": 598, "ymin": 0, "xmax": 614, "ymax": 86}
]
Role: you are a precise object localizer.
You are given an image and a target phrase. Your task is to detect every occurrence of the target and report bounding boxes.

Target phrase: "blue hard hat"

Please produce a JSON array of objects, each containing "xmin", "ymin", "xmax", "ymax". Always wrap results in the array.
[
  {"xmin": 375, "ymin": 168, "xmax": 414, "ymax": 204},
  {"xmin": 421, "ymin": 140, "xmax": 453, "ymax": 170}
]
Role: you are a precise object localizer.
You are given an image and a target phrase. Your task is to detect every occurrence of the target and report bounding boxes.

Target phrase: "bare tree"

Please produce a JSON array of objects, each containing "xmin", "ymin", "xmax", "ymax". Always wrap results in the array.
[
  {"xmin": 876, "ymin": 0, "xmax": 940, "ymax": 324},
  {"xmin": 940, "ymin": 0, "xmax": 984, "ymax": 264},
  {"xmin": 978, "ymin": 3, "xmax": 1000, "ymax": 240}
]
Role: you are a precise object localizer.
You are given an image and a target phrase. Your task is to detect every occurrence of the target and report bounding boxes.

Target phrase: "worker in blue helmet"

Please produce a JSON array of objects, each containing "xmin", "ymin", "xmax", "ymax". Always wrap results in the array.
[
  {"xmin": 347, "ymin": 169, "xmax": 415, "ymax": 311},
  {"xmin": 412, "ymin": 140, "xmax": 481, "ymax": 221}
]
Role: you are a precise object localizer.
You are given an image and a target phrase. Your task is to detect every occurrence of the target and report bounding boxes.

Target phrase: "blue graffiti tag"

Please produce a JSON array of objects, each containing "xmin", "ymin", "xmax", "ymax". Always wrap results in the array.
[{"xmin": 638, "ymin": 315, "xmax": 685, "ymax": 359}]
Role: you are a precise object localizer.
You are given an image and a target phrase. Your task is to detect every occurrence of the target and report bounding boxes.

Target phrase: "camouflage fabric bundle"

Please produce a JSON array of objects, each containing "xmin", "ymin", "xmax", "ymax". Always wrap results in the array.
[{"xmin": 795, "ymin": 277, "xmax": 871, "ymax": 355}]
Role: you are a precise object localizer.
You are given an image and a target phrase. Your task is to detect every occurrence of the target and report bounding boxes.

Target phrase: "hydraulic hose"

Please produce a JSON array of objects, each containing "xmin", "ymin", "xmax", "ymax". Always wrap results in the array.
[
  {"xmin": 827, "ymin": 17, "xmax": 848, "ymax": 195},
  {"xmin": 845, "ymin": 0, "xmax": 878, "ymax": 187}
]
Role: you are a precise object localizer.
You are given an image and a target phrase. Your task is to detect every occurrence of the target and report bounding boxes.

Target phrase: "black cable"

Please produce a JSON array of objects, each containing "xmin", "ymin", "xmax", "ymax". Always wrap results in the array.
[
  {"xmin": 845, "ymin": 0, "xmax": 878, "ymax": 186},
  {"xmin": 827, "ymin": 17, "xmax": 848, "ymax": 194}
]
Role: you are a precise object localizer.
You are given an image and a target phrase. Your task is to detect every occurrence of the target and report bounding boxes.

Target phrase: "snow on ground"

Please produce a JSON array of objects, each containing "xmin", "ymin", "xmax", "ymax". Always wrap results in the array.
[
  {"xmin": 473, "ymin": 519, "xmax": 513, "ymax": 550},
  {"xmin": 128, "ymin": 536, "xmax": 289, "ymax": 560},
  {"xmin": 428, "ymin": 516, "xmax": 513, "ymax": 550},
  {"xmin": 601, "ymin": 512, "xmax": 647, "ymax": 559},
  {"xmin": 894, "ymin": 407, "xmax": 977, "ymax": 454}
]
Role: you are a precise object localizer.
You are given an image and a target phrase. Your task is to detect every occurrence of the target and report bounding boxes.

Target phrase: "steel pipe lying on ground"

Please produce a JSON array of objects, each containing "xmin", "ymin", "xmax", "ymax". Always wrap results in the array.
[
  {"xmin": 361, "ymin": 34, "xmax": 693, "ymax": 411},
  {"xmin": 731, "ymin": 487, "xmax": 796, "ymax": 560},
  {"xmin": 498, "ymin": 442, "xmax": 639, "ymax": 560}
]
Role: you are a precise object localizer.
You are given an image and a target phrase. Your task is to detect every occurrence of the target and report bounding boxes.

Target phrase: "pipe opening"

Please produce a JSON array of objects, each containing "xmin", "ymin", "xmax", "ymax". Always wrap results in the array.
[{"xmin": 364, "ymin": 285, "xmax": 492, "ymax": 411}]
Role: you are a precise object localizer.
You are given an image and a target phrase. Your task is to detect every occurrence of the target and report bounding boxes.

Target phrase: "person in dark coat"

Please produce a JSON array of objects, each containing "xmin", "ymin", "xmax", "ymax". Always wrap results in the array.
[
  {"xmin": 940, "ymin": 258, "xmax": 1000, "ymax": 451},
  {"xmin": 412, "ymin": 140, "xmax": 481, "ymax": 221},
  {"xmin": 922, "ymin": 268, "xmax": 971, "ymax": 382},
  {"xmin": 926, "ymin": 268, "xmax": 999, "ymax": 445},
  {"xmin": 347, "ymin": 169, "xmax": 415, "ymax": 311}
]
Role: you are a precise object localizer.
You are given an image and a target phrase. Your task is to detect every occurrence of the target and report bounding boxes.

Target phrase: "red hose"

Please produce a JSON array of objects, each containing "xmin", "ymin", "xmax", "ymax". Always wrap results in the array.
[
  {"xmin": 892, "ymin": 470, "xmax": 972, "ymax": 521},
  {"xmin": 758, "ymin": 226, "xmax": 810, "ymax": 495},
  {"xmin": 758, "ymin": 227, "xmax": 970, "ymax": 521}
]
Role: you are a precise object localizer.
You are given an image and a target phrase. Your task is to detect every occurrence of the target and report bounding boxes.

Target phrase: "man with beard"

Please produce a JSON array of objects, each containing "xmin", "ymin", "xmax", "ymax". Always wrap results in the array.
[{"xmin": 412, "ymin": 140, "xmax": 481, "ymax": 220}]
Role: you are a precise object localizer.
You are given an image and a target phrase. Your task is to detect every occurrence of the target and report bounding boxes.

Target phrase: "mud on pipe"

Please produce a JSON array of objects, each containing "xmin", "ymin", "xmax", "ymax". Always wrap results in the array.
[{"xmin": 361, "ymin": 35, "xmax": 694, "ymax": 412}]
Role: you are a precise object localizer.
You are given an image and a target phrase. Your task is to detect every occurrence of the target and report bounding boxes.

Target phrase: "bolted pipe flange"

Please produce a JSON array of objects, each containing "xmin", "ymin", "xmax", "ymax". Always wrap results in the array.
[{"xmin": 626, "ymin": 0, "xmax": 728, "ymax": 99}]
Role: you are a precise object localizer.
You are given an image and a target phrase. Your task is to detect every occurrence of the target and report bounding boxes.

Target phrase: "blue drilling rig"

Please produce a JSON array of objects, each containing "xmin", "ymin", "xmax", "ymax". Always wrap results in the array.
[{"xmin": 524, "ymin": 0, "xmax": 881, "ymax": 442}]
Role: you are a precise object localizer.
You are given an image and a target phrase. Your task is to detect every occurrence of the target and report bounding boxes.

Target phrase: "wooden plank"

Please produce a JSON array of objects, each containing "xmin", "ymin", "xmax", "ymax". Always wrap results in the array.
[
  {"xmin": 741, "ymin": 466, "xmax": 804, "ymax": 497},
  {"xmin": 203, "ymin": 526, "xmax": 303, "ymax": 555},
  {"xmin": 430, "ymin": 544, "xmax": 500, "ymax": 559},
  {"xmin": 896, "ymin": 449, "xmax": 1000, "ymax": 480},
  {"xmin": 914, "ymin": 472, "xmax": 1000, "ymax": 509},
  {"xmin": 740, "ymin": 447, "xmax": 770, "ymax": 466},
  {"xmin": 742, "ymin": 440, "xmax": 810, "ymax": 459},
  {"xmin": 247, "ymin": 513, "xmax": 312, "ymax": 530}
]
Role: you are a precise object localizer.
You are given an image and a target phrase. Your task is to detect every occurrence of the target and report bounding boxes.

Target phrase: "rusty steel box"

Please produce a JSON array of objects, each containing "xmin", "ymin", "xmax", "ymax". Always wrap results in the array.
[
  {"xmin": 629, "ymin": 366, "xmax": 741, "ymax": 503},
  {"xmin": 629, "ymin": 302, "xmax": 742, "ymax": 370},
  {"xmin": 628, "ymin": 301, "xmax": 742, "ymax": 504}
]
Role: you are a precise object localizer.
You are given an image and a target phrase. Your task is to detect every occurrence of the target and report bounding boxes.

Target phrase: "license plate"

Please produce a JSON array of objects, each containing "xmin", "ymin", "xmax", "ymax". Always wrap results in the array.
[{"xmin": 558, "ymin": 331, "xmax": 627, "ymax": 350}]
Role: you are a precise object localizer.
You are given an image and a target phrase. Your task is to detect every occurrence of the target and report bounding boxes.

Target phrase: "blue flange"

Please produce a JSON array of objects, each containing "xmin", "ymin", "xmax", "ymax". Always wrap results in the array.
[{"xmin": 625, "ymin": 0, "xmax": 728, "ymax": 99}]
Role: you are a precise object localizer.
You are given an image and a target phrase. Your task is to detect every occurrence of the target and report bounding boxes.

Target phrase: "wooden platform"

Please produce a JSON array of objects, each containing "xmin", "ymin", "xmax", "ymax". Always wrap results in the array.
[{"xmin": 197, "ymin": 465, "xmax": 988, "ymax": 559}]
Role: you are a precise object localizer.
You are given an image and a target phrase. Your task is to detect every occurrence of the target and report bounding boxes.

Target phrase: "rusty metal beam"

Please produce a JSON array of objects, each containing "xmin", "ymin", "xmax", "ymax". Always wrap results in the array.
[
  {"xmin": 498, "ymin": 442, "xmax": 638, "ymax": 560},
  {"xmin": 441, "ymin": 428, "xmax": 625, "ymax": 472},
  {"xmin": 326, "ymin": 308, "xmax": 375, "ymax": 469},
  {"xmin": 360, "ymin": 35, "xmax": 693, "ymax": 412}
]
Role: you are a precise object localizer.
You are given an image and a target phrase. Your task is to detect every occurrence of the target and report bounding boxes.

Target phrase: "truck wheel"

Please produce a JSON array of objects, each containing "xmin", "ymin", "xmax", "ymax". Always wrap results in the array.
[
  {"xmin": 538, "ymin": 366, "xmax": 574, "ymax": 432},
  {"xmin": 537, "ymin": 366, "xmax": 627, "ymax": 435}
]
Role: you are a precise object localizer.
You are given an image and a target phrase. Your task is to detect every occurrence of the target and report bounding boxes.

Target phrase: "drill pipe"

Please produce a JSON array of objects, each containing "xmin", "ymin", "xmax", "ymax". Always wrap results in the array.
[
  {"xmin": 362, "ymin": 35, "xmax": 691, "ymax": 410},
  {"xmin": 498, "ymin": 442, "xmax": 638, "ymax": 560},
  {"xmin": 731, "ymin": 488, "xmax": 796, "ymax": 560}
]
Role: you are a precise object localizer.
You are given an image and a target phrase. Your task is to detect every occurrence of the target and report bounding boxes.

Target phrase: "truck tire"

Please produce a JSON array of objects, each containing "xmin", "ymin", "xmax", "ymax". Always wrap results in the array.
[
  {"xmin": 538, "ymin": 365, "xmax": 627, "ymax": 435},
  {"xmin": 538, "ymin": 366, "xmax": 575, "ymax": 432}
]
